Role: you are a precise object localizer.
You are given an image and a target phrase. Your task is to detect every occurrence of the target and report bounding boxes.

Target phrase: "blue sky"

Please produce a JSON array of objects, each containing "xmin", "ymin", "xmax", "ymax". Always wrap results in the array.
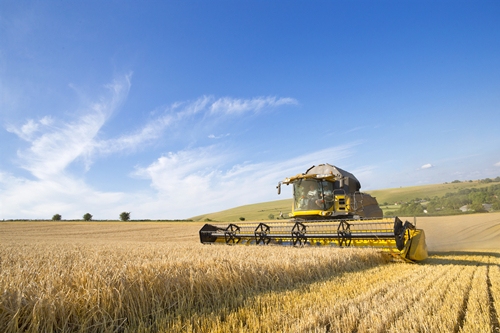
[{"xmin": 1, "ymin": 1, "xmax": 499, "ymax": 220}]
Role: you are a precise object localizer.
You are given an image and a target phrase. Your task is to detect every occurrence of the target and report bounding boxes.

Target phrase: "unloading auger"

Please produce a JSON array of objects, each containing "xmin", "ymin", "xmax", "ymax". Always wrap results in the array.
[{"xmin": 199, "ymin": 164, "xmax": 428, "ymax": 262}]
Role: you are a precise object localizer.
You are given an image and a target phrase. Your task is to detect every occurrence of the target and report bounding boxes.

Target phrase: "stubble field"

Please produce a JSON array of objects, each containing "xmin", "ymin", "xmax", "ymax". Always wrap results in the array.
[{"xmin": 1, "ymin": 213, "xmax": 499, "ymax": 332}]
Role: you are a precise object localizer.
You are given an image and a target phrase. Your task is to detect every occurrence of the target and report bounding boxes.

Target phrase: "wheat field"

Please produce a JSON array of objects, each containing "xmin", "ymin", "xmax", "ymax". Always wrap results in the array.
[{"xmin": 1, "ymin": 215, "xmax": 499, "ymax": 332}]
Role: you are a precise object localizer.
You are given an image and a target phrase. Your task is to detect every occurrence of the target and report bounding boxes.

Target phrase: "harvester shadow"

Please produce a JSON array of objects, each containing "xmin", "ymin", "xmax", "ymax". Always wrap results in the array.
[
  {"xmin": 424, "ymin": 250, "xmax": 500, "ymax": 266},
  {"xmin": 171, "ymin": 253, "xmax": 391, "ymax": 326}
]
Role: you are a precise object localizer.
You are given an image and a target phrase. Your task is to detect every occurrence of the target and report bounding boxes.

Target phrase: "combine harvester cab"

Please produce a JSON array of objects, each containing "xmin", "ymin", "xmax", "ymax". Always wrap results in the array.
[{"xmin": 199, "ymin": 163, "xmax": 428, "ymax": 262}]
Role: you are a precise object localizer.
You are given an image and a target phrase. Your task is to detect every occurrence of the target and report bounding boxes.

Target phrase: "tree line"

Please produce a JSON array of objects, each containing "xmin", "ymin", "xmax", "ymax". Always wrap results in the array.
[
  {"xmin": 52, "ymin": 212, "xmax": 131, "ymax": 221},
  {"xmin": 386, "ymin": 183, "xmax": 500, "ymax": 216}
]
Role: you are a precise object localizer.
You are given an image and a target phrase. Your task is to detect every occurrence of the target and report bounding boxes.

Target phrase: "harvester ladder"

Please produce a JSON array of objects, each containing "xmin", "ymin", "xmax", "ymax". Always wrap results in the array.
[{"xmin": 352, "ymin": 191, "xmax": 364, "ymax": 212}]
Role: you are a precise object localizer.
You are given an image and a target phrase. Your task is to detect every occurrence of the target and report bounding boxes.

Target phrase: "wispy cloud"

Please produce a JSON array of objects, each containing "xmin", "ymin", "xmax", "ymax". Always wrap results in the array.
[
  {"xmin": 210, "ymin": 96, "xmax": 297, "ymax": 115},
  {"xmin": 495, "ymin": 161, "xmax": 500, "ymax": 167},
  {"xmin": 93, "ymin": 96, "xmax": 210, "ymax": 154},
  {"xmin": 93, "ymin": 95, "xmax": 297, "ymax": 155},
  {"xmin": 342, "ymin": 126, "xmax": 367, "ymax": 135},
  {"xmin": 94, "ymin": 114, "xmax": 174, "ymax": 154},
  {"xmin": 8, "ymin": 76, "xmax": 293, "ymax": 178},
  {"xmin": 1, "ymin": 74, "xmax": 300, "ymax": 219},
  {"xmin": 7, "ymin": 75, "xmax": 131, "ymax": 179},
  {"xmin": 6, "ymin": 119, "xmax": 39, "ymax": 141},
  {"xmin": 208, "ymin": 133, "xmax": 230, "ymax": 139}
]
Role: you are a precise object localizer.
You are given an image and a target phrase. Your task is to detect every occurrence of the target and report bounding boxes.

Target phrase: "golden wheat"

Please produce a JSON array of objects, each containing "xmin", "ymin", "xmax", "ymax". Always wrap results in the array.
[
  {"xmin": 0, "ymin": 240, "xmax": 386, "ymax": 332},
  {"xmin": 459, "ymin": 265, "xmax": 490, "ymax": 332},
  {"xmin": 1, "ymin": 222, "xmax": 499, "ymax": 332}
]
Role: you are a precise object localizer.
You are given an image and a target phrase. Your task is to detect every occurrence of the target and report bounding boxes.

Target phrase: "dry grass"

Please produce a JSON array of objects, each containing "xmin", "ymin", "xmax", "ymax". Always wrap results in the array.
[
  {"xmin": 1, "ymin": 219, "xmax": 499, "ymax": 332},
  {"xmin": 0, "ymin": 225, "xmax": 386, "ymax": 333}
]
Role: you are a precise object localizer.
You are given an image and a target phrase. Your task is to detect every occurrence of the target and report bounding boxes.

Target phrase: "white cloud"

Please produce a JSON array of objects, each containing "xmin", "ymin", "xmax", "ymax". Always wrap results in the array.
[
  {"xmin": 421, "ymin": 163, "xmax": 433, "ymax": 169},
  {"xmin": 1, "ymin": 74, "xmax": 302, "ymax": 219},
  {"xmin": 131, "ymin": 143, "xmax": 357, "ymax": 218},
  {"xmin": 7, "ymin": 74, "xmax": 131, "ymax": 179},
  {"xmin": 210, "ymin": 96, "xmax": 298, "ymax": 115},
  {"xmin": 208, "ymin": 133, "xmax": 230, "ymax": 139},
  {"xmin": 0, "ymin": 171, "xmax": 126, "ymax": 220},
  {"xmin": 134, "ymin": 146, "xmax": 229, "ymax": 194},
  {"xmin": 1, "ymin": 142, "xmax": 358, "ymax": 220},
  {"xmin": 39, "ymin": 116, "xmax": 54, "ymax": 126},
  {"xmin": 176, "ymin": 95, "xmax": 213, "ymax": 117},
  {"xmin": 92, "ymin": 95, "xmax": 296, "ymax": 156},
  {"xmin": 495, "ymin": 161, "xmax": 500, "ymax": 167},
  {"xmin": 7, "ymin": 116, "xmax": 56, "ymax": 142},
  {"xmin": 6, "ymin": 119, "xmax": 39, "ymax": 141},
  {"xmin": 95, "ymin": 114, "xmax": 174, "ymax": 154}
]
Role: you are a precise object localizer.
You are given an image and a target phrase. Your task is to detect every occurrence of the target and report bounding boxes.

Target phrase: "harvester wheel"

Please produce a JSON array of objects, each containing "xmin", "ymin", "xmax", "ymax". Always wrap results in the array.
[
  {"xmin": 224, "ymin": 223, "xmax": 241, "ymax": 245},
  {"xmin": 337, "ymin": 220, "xmax": 352, "ymax": 247},
  {"xmin": 291, "ymin": 221, "xmax": 307, "ymax": 246},
  {"xmin": 254, "ymin": 223, "xmax": 271, "ymax": 245}
]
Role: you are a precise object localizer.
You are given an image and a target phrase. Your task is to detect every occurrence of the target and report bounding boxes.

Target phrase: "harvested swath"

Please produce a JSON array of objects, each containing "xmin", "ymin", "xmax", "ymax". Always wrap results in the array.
[
  {"xmin": 490, "ymin": 263, "xmax": 500, "ymax": 331},
  {"xmin": 459, "ymin": 265, "xmax": 491, "ymax": 333}
]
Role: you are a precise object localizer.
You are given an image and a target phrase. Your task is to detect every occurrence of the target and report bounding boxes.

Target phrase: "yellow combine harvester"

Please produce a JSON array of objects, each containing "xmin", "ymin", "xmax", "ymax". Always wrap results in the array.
[{"xmin": 199, "ymin": 163, "xmax": 428, "ymax": 262}]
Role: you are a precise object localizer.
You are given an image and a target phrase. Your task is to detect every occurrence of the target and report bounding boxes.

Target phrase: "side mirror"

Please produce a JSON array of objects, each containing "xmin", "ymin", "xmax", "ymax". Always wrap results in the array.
[{"xmin": 277, "ymin": 182, "xmax": 281, "ymax": 195}]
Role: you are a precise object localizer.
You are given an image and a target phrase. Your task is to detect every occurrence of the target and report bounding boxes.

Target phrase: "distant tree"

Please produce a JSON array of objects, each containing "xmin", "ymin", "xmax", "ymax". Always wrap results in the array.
[
  {"xmin": 397, "ymin": 202, "xmax": 425, "ymax": 216},
  {"xmin": 268, "ymin": 214, "xmax": 275, "ymax": 220},
  {"xmin": 470, "ymin": 203, "xmax": 487, "ymax": 213},
  {"xmin": 384, "ymin": 210, "xmax": 396, "ymax": 216},
  {"xmin": 83, "ymin": 213, "xmax": 92, "ymax": 221},
  {"xmin": 469, "ymin": 191, "xmax": 488, "ymax": 206},
  {"xmin": 120, "ymin": 212, "xmax": 131, "ymax": 221},
  {"xmin": 239, "ymin": 217, "xmax": 245, "ymax": 221},
  {"xmin": 451, "ymin": 180, "xmax": 461, "ymax": 183},
  {"xmin": 52, "ymin": 214, "xmax": 62, "ymax": 221}
]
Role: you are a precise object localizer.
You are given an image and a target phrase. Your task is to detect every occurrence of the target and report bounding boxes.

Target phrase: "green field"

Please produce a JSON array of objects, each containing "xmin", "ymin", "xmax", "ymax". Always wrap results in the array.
[
  {"xmin": 191, "ymin": 180, "xmax": 498, "ymax": 222},
  {"xmin": 191, "ymin": 198, "xmax": 292, "ymax": 222},
  {"xmin": 368, "ymin": 181, "xmax": 495, "ymax": 205}
]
